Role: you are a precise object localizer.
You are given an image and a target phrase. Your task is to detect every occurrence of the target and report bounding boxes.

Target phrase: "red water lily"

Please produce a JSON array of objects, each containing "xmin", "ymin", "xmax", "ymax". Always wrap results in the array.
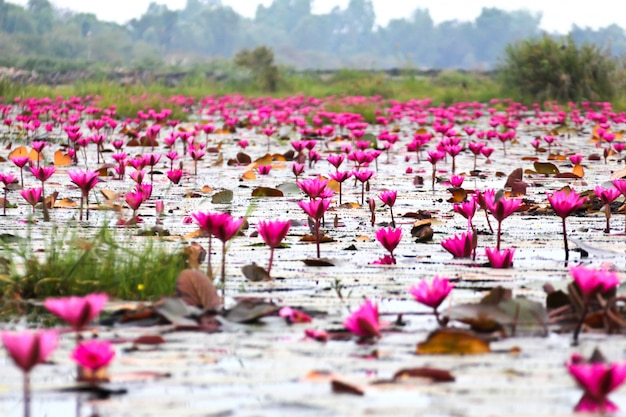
[
  {"xmin": 343, "ymin": 299, "xmax": 381, "ymax": 339},
  {"xmin": 567, "ymin": 354, "xmax": 626, "ymax": 413},
  {"xmin": 547, "ymin": 189, "xmax": 588, "ymax": 261},
  {"xmin": 409, "ymin": 276, "xmax": 454, "ymax": 324},
  {"xmin": 375, "ymin": 227, "xmax": 401, "ymax": 264}
]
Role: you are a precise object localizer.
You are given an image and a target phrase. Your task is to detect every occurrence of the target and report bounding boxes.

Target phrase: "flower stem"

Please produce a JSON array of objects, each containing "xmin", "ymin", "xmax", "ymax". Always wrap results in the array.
[
  {"xmin": 315, "ymin": 218, "xmax": 320, "ymax": 258},
  {"xmin": 389, "ymin": 206, "xmax": 395, "ymax": 228},
  {"xmin": 604, "ymin": 203, "xmax": 611, "ymax": 234},
  {"xmin": 207, "ymin": 236, "xmax": 213, "ymax": 278},
  {"xmin": 572, "ymin": 298, "xmax": 590, "ymax": 346},
  {"xmin": 562, "ymin": 217, "xmax": 569, "ymax": 261},
  {"xmin": 496, "ymin": 220, "xmax": 502, "ymax": 251},
  {"xmin": 221, "ymin": 241, "xmax": 227, "ymax": 296},
  {"xmin": 22, "ymin": 371, "xmax": 31, "ymax": 417},
  {"xmin": 267, "ymin": 247, "xmax": 274, "ymax": 276}
]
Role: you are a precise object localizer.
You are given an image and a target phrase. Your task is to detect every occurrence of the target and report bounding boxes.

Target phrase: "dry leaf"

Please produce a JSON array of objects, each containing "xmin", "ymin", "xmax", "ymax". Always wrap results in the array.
[
  {"xmin": 416, "ymin": 328, "xmax": 491, "ymax": 355},
  {"xmin": 200, "ymin": 185, "xmax": 213, "ymax": 193},
  {"xmin": 393, "ymin": 367, "xmax": 455, "ymax": 382},
  {"xmin": 573, "ymin": 164, "xmax": 585, "ymax": 178},
  {"xmin": 53, "ymin": 150, "xmax": 72, "ymax": 166},
  {"xmin": 100, "ymin": 189, "xmax": 120, "ymax": 201},
  {"xmin": 54, "ymin": 198, "xmax": 77, "ymax": 208},
  {"xmin": 447, "ymin": 188, "xmax": 467, "ymax": 203},
  {"xmin": 533, "ymin": 161, "xmax": 559, "ymax": 175},
  {"xmin": 222, "ymin": 298, "xmax": 279, "ymax": 323},
  {"xmin": 211, "ymin": 189, "xmax": 233, "ymax": 204},
  {"xmin": 251, "ymin": 187, "xmax": 284, "ymax": 197},
  {"xmin": 132, "ymin": 335, "xmax": 166, "ymax": 345},
  {"xmin": 504, "ymin": 168, "xmax": 523, "ymax": 188},
  {"xmin": 241, "ymin": 263, "xmax": 271, "ymax": 281},
  {"xmin": 241, "ymin": 170, "xmax": 257, "ymax": 180},
  {"xmin": 302, "ymin": 258, "xmax": 335, "ymax": 267},
  {"xmin": 174, "ymin": 269, "xmax": 221, "ymax": 310},
  {"xmin": 331, "ymin": 379, "xmax": 364, "ymax": 396}
]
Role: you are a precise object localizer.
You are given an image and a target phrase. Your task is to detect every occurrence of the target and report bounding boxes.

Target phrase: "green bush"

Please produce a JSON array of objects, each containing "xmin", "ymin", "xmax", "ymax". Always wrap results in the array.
[{"xmin": 499, "ymin": 35, "xmax": 618, "ymax": 103}]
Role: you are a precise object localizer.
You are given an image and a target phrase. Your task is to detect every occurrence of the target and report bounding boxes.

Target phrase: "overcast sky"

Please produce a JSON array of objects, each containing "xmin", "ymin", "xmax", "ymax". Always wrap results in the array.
[{"xmin": 7, "ymin": 0, "xmax": 625, "ymax": 33}]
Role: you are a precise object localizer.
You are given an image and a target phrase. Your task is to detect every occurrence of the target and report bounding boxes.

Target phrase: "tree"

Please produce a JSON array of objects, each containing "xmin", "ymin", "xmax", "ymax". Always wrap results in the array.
[{"xmin": 234, "ymin": 46, "xmax": 279, "ymax": 91}]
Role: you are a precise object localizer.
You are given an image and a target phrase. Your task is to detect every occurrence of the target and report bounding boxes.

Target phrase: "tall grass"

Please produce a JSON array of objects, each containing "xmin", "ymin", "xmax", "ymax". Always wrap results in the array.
[{"xmin": 0, "ymin": 224, "xmax": 188, "ymax": 304}]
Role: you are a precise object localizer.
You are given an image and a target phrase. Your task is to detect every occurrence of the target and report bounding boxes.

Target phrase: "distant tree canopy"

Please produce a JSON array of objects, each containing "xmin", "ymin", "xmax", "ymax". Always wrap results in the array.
[{"xmin": 0, "ymin": 0, "xmax": 624, "ymax": 70}]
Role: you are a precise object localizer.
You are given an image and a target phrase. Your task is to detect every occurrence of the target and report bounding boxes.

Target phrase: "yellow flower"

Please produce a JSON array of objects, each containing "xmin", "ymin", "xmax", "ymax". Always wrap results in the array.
[{"xmin": 137, "ymin": 284, "xmax": 145, "ymax": 291}]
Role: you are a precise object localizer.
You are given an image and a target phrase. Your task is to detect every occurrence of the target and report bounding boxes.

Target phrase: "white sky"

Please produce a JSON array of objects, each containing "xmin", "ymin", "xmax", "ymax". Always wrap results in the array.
[{"xmin": 7, "ymin": 0, "xmax": 626, "ymax": 33}]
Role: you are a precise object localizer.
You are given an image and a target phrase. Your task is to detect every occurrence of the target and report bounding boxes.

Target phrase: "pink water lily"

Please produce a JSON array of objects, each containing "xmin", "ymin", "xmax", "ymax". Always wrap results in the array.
[
  {"xmin": 441, "ymin": 232, "xmax": 474, "ymax": 258},
  {"xmin": 547, "ymin": 189, "xmax": 587, "ymax": 261},
  {"xmin": 483, "ymin": 190, "xmax": 521, "ymax": 250},
  {"xmin": 257, "ymin": 219, "xmax": 290, "ymax": 275},
  {"xmin": 1, "ymin": 330, "xmax": 58, "ymax": 373},
  {"xmin": 375, "ymin": 227, "xmax": 401, "ymax": 263},
  {"xmin": 72, "ymin": 340, "xmax": 116, "ymax": 382},
  {"xmin": 569, "ymin": 265, "xmax": 620, "ymax": 345},
  {"xmin": 44, "ymin": 293, "xmax": 108, "ymax": 332},
  {"xmin": 298, "ymin": 198, "xmax": 331, "ymax": 258},
  {"xmin": 594, "ymin": 185, "xmax": 620, "ymax": 233},
  {"xmin": 567, "ymin": 354, "xmax": 626, "ymax": 413},
  {"xmin": 213, "ymin": 213, "xmax": 244, "ymax": 288},
  {"xmin": 343, "ymin": 299, "xmax": 381, "ymax": 339},
  {"xmin": 485, "ymin": 247, "xmax": 515, "ymax": 268},
  {"xmin": 409, "ymin": 276, "xmax": 454, "ymax": 310},
  {"xmin": 378, "ymin": 190, "xmax": 397, "ymax": 226},
  {"xmin": 68, "ymin": 169, "xmax": 99, "ymax": 221}
]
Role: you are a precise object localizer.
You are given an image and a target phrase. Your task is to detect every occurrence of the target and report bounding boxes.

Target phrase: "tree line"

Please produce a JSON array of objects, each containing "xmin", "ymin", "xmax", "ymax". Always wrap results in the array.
[{"xmin": 0, "ymin": 0, "xmax": 625, "ymax": 70}]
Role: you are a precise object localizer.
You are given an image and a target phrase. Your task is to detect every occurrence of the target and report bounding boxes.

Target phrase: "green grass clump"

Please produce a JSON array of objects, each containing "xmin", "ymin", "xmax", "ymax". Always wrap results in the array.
[{"xmin": 0, "ymin": 225, "xmax": 188, "ymax": 304}]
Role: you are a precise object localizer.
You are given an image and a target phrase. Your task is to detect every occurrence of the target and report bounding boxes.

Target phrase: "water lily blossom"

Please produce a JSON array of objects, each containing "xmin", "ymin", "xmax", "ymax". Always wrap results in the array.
[
  {"xmin": 343, "ymin": 299, "xmax": 381, "ymax": 339},
  {"xmin": 375, "ymin": 227, "xmax": 401, "ymax": 263},
  {"xmin": 44, "ymin": 293, "xmax": 109, "ymax": 332},
  {"xmin": 72, "ymin": 340, "xmax": 116, "ymax": 382},
  {"xmin": 441, "ymin": 232, "xmax": 474, "ymax": 258},
  {"xmin": 595, "ymin": 185, "xmax": 620, "ymax": 233},
  {"xmin": 569, "ymin": 265, "xmax": 620, "ymax": 345},
  {"xmin": 68, "ymin": 169, "xmax": 99, "ymax": 221},
  {"xmin": 257, "ymin": 219, "xmax": 290, "ymax": 275},
  {"xmin": 378, "ymin": 190, "xmax": 397, "ymax": 227},
  {"xmin": 409, "ymin": 276, "xmax": 454, "ymax": 310},
  {"xmin": 547, "ymin": 189, "xmax": 587, "ymax": 261},
  {"xmin": 485, "ymin": 247, "xmax": 515, "ymax": 268},
  {"xmin": 566, "ymin": 353, "xmax": 626, "ymax": 413}
]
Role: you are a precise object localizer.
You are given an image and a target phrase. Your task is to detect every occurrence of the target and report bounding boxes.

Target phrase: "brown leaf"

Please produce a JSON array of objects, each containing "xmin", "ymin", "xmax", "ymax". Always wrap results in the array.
[
  {"xmin": 241, "ymin": 263, "xmax": 271, "ymax": 281},
  {"xmin": 241, "ymin": 170, "xmax": 257, "ymax": 180},
  {"xmin": 251, "ymin": 187, "xmax": 284, "ymax": 197},
  {"xmin": 393, "ymin": 367, "xmax": 455, "ymax": 382},
  {"xmin": 447, "ymin": 187, "xmax": 467, "ymax": 203},
  {"xmin": 100, "ymin": 189, "xmax": 120, "ymax": 201},
  {"xmin": 555, "ymin": 172, "xmax": 581, "ymax": 179},
  {"xmin": 302, "ymin": 258, "xmax": 335, "ymax": 267},
  {"xmin": 180, "ymin": 242, "xmax": 206, "ymax": 269},
  {"xmin": 237, "ymin": 152, "xmax": 252, "ymax": 164},
  {"xmin": 132, "ymin": 335, "xmax": 166, "ymax": 345},
  {"xmin": 510, "ymin": 181, "xmax": 528, "ymax": 197},
  {"xmin": 174, "ymin": 269, "xmax": 221, "ymax": 310},
  {"xmin": 53, "ymin": 150, "xmax": 72, "ymax": 166},
  {"xmin": 54, "ymin": 198, "xmax": 77, "ymax": 208},
  {"xmin": 504, "ymin": 168, "xmax": 523, "ymax": 188},
  {"xmin": 331, "ymin": 379, "xmax": 364, "ymax": 396},
  {"xmin": 417, "ymin": 328, "xmax": 491, "ymax": 355},
  {"xmin": 533, "ymin": 161, "xmax": 559, "ymax": 175},
  {"xmin": 572, "ymin": 164, "xmax": 585, "ymax": 178}
]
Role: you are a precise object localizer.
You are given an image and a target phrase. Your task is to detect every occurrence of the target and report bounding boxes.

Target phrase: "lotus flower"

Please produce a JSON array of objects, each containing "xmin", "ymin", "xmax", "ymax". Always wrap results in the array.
[
  {"xmin": 409, "ymin": 275, "xmax": 454, "ymax": 320},
  {"xmin": 343, "ymin": 299, "xmax": 380, "ymax": 339}
]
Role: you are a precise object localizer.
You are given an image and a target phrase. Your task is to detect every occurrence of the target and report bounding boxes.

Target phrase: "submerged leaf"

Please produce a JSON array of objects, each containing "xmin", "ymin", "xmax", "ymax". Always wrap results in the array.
[
  {"xmin": 251, "ymin": 187, "xmax": 284, "ymax": 197},
  {"xmin": 222, "ymin": 298, "xmax": 279, "ymax": 323},
  {"xmin": 242, "ymin": 263, "xmax": 272, "ymax": 281}
]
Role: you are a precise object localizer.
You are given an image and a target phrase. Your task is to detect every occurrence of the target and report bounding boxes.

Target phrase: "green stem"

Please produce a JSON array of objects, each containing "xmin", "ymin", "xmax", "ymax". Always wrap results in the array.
[
  {"xmin": 572, "ymin": 298, "xmax": 589, "ymax": 346},
  {"xmin": 562, "ymin": 217, "xmax": 569, "ymax": 261}
]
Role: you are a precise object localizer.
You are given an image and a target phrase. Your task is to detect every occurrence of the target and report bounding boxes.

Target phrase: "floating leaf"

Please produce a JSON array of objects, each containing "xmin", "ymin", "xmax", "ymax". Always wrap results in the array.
[
  {"xmin": 241, "ymin": 263, "xmax": 271, "ymax": 282},
  {"xmin": 416, "ymin": 328, "xmax": 491, "ymax": 355},
  {"xmin": 533, "ymin": 161, "xmax": 559, "ymax": 175},
  {"xmin": 392, "ymin": 367, "xmax": 455, "ymax": 382},
  {"xmin": 555, "ymin": 172, "xmax": 581, "ymax": 179},
  {"xmin": 360, "ymin": 133, "xmax": 378, "ymax": 149},
  {"xmin": 302, "ymin": 258, "xmax": 335, "ymax": 267},
  {"xmin": 573, "ymin": 164, "xmax": 585, "ymax": 178},
  {"xmin": 174, "ymin": 269, "xmax": 221, "ymax": 310},
  {"xmin": 100, "ymin": 190, "xmax": 120, "ymax": 201},
  {"xmin": 211, "ymin": 189, "xmax": 233, "ymax": 204},
  {"xmin": 153, "ymin": 297, "xmax": 200, "ymax": 326},
  {"xmin": 276, "ymin": 182, "xmax": 300, "ymax": 194},
  {"xmin": 237, "ymin": 152, "xmax": 252, "ymax": 164},
  {"xmin": 251, "ymin": 187, "xmax": 283, "ymax": 197},
  {"xmin": 447, "ymin": 188, "xmax": 467, "ymax": 203},
  {"xmin": 254, "ymin": 154, "xmax": 273, "ymax": 165},
  {"xmin": 54, "ymin": 198, "xmax": 77, "ymax": 208},
  {"xmin": 504, "ymin": 168, "xmax": 523, "ymax": 188},
  {"xmin": 222, "ymin": 298, "xmax": 279, "ymax": 324},
  {"xmin": 331, "ymin": 379, "xmax": 364, "ymax": 396},
  {"xmin": 132, "ymin": 335, "xmax": 166, "ymax": 346},
  {"xmin": 200, "ymin": 185, "xmax": 213, "ymax": 193},
  {"xmin": 53, "ymin": 150, "xmax": 72, "ymax": 166},
  {"xmin": 241, "ymin": 170, "xmax": 257, "ymax": 180}
]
